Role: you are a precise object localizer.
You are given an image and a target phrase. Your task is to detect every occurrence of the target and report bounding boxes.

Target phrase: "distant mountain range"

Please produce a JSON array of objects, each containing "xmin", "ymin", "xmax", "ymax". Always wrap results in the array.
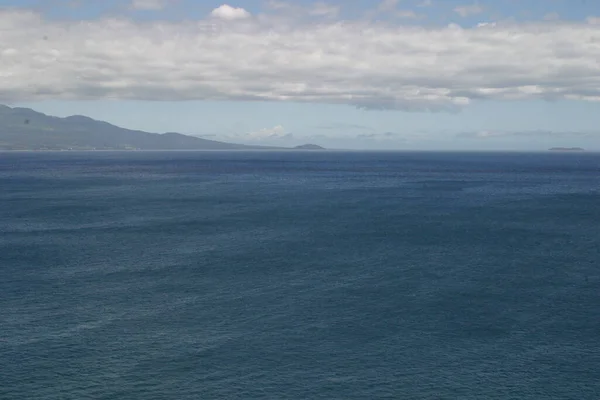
[{"xmin": 0, "ymin": 105, "xmax": 323, "ymax": 151}]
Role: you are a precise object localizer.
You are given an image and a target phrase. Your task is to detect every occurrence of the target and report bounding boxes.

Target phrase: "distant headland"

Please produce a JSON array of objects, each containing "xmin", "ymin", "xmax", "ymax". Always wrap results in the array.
[{"xmin": 0, "ymin": 104, "xmax": 324, "ymax": 151}]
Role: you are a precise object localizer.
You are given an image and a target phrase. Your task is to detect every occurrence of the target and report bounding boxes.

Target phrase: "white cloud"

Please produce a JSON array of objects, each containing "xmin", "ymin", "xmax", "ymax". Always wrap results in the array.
[
  {"xmin": 454, "ymin": 4, "xmax": 484, "ymax": 17},
  {"xmin": 418, "ymin": 0, "xmax": 432, "ymax": 7},
  {"xmin": 210, "ymin": 4, "xmax": 251, "ymax": 20},
  {"xmin": 242, "ymin": 125, "xmax": 291, "ymax": 140},
  {"xmin": 2, "ymin": 9, "xmax": 600, "ymax": 111},
  {"xmin": 131, "ymin": 0, "xmax": 168, "ymax": 10}
]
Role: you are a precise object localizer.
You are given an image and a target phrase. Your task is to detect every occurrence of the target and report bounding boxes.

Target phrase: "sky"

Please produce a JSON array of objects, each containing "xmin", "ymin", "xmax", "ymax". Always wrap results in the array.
[{"xmin": 2, "ymin": 0, "xmax": 600, "ymax": 150}]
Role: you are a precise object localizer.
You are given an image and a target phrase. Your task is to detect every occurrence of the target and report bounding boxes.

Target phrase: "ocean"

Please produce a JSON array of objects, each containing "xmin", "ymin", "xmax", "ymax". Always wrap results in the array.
[{"xmin": 1, "ymin": 151, "xmax": 599, "ymax": 399}]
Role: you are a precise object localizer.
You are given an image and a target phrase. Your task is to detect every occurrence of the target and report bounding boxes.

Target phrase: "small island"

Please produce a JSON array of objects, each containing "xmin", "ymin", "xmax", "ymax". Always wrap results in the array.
[
  {"xmin": 549, "ymin": 147, "xmax": 584, "ymax": 152},
  {"xmin": 294, "ymin": 144, "xmax": 325, "ymax": 150}
]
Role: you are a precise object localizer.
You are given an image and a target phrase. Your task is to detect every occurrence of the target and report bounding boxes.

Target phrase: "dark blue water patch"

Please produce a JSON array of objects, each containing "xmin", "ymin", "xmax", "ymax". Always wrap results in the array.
[{"xmin": 1, "ymin": 151, "xmax": 600, "ymax": 399}]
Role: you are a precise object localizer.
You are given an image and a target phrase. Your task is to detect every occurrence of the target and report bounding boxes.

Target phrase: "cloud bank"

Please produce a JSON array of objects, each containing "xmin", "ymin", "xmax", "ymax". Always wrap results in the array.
[{"xmin": 1, "ymin": 5, "xmax": 600, "ymax": 111}]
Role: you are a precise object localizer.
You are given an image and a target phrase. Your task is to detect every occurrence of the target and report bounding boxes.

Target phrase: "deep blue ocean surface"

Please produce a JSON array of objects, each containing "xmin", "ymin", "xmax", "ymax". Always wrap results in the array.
[{"xmin": 1, "ymin": 151, "xmax": 599, "ymax": 399}]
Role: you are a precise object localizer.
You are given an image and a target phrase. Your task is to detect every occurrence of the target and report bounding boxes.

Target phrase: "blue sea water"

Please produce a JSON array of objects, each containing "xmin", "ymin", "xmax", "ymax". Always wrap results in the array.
[{"xmin": 1, "ymin": 151, "xmax": 599, "ymax": 399}]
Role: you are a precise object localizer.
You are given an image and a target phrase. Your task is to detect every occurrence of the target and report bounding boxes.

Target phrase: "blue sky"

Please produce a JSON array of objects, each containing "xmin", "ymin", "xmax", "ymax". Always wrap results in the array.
[{"xmin": 2, "ymin": 0, "xmax": 600, "ymax": 150}]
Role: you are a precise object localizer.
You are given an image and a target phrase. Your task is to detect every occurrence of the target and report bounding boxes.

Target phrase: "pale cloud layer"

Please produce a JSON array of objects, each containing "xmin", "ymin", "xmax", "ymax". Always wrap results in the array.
[{"xmin": 2, "ymin": 5, "xmax": 600, "ymax": 111}]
